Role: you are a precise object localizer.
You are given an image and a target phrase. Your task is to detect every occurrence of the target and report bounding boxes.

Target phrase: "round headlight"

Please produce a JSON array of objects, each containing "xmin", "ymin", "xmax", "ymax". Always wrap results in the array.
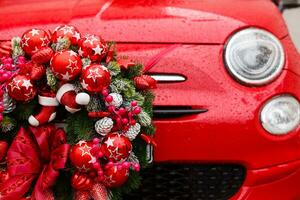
[
  {"xmin": 260, "ymin": 95, "xmax": 300, "ymax": 135},
  {"xmin": 225, "ymin": 28, "xmax": 285, "ymax": 85}
]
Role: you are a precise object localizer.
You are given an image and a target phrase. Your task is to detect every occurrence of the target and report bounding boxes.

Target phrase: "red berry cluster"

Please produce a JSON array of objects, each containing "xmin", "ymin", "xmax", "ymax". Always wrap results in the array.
[
  {"xmin": 102, "ymin": 88, "xmax": 141, "ymax": 133},
  {"xmin": 0, "ymin": 56, "xmax": 27, "ymax": 120}
]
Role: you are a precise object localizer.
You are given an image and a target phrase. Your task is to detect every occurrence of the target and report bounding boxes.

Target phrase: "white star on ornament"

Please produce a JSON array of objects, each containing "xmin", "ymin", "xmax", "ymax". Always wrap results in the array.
[
  {"xmin": 74, "ymin": 31, "xmax": 81, "ymax": 41},
  {"xmin": 84, "ymin": 35, "xmax": 97, "ymax": 45},
  {"xmin": 22, "ymin": 35, "xmax": 30, "ymax": 47},
  {"xmin": 105, "ymin": 175, "xmax": 116, "ymax": 185},
  {"xmin": 92, "ymin": 45, "xmax": 103, "ymax": 55},
  {"xmin": 79, "ymin": 143, "xmax": 92, "ymax": 156},
  {"xmin": 66, "ymin": 59, "xmax": 78, "ymax": 73},
  {"xmin": 105, "ymin": 137, "xmax": 114, "ymax": 148},
  {"xmin": 88, "ymin": 156, "xmax": 97, "ymax": 164},
  {"xmin": 9, "ymin": 80, "xmax": 21, "ymax": 92},
  {"xmin": 61, "ymin": 72, "xmax": 72, "ymax": 80},
  {"xmin": 29, "ymin": 29, "xmax": 40, "ymax": 36},
  {"xmin": 109, "ymin": 147, "xmax": 122, "ymax": 160},
  {"xmin": 87, "ymin": 68, "xmax": 102, "ymax": 82},
  {"xmin": 22, "ymin": 79, "xmax": 32, "ymax": 90},
  {"xmin": 78, "ymin": 47, "xmax": 84, "ymax": 56},
  {"xmin": 77, "ymin": 165, "xmax": 89, "ymax": 172},
  {"xmin": 62, "ymin": 25, "xmax": 74, "ymax": 34},
  {"xmin": 24, "ymin": 89, "xmax": 33, "ymax": 98},
  {"xmin": 68, "ymin": 50, "xmax": 78, "ymax": 57},
  {"xmin": 78, "ymin": 140, "xmax": 87, "ymax": 146},
  {"xmin": 81, "ymin": 80, "xmax": 89, "ymax": 90},
  {"xmin": 40, "ymin": 36, "xmax": 49, "ymax": 47}
]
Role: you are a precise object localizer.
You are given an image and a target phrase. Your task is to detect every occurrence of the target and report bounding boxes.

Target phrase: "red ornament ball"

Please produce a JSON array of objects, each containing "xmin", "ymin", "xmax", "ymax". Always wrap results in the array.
[
  {"xmin": 101, "ymin": 133, "xmax": 132, "ymax": 162},
  {"xmin": 50, "ymin": 50, "xmax": 82, "ymax": 81},
  {"xmin": 78, "ymin": 34, "xmax": 108, "ymax": 62},
  {"xmin": 80, "ymin": 64, "xmax": 110, "ymax": 92},
  {"xmin": 21, "ymin": 28, "xmax": 50, "ymax": 56},
  {"xmin": 69, "ymin": 140, "xmax": 97, "ymax": 172},
  {"xmin": 7, "ymin": 75, "xmax": 37, "ymax": 102},
  {"xmin": 103, "ymin": 164, "xmax": 129, "ymax": 188},
  {"xmin": 51, "ymin": 25, "xmax": 81, "ymax": 45}
]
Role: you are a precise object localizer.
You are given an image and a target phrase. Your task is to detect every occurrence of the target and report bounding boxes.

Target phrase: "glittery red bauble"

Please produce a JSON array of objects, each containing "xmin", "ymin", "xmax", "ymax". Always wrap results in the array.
[
  {"xmin": 52, "ymin": 25, "xmax": 81, "ymax": 45},
  {"xmin": 7, "ymin": 75, "xmax": 37, "ymax": 102},
  {"xmin": 101, "ymin": 133, "xmax": 132, "ymax": 162},
  {"xmin": 80, "ymin": 64, "xmax": 110, "ymax": 92},
  {"xmin": 50, "ymin": 50, "xmax": 82, "ymax": 81},
  {"xmin": 78, "ymin": 34, "xmax": 108, "ymax": 62},
  {"xmin": 69, "ymin": 141, "xmax": 97, "ymax": 172},
  {"xmin": 20, "ymin": 28, "xmax": 50, "ymax": 56},
  {"xmin": 103, "ymin": 165, "xmax": 129, "ymax": 188}
]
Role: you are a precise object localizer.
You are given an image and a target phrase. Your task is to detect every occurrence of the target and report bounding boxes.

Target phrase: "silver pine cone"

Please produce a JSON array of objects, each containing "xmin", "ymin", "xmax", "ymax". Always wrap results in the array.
[
  {"xmin": 95, "ymin": 117, "xmax": 114, "ymax": 136},
  {"xmin": 3, "ymin": 91, "xmax": 16, "ymax": 114},
  {"xmin": 125, "ymin": 123, "xmax": 141, "ymax": 141}
]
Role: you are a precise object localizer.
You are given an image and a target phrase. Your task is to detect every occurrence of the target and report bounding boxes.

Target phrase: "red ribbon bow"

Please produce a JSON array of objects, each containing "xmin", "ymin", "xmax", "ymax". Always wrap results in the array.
[{"xmin": 0, "ymin": 125, "xmax": 70, "ymax": 200}]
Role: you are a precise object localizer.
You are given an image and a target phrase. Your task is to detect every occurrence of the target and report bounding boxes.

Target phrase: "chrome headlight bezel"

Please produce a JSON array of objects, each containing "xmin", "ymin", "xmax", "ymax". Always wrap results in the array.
[{"xmin": 224, "ymin": 28, "xmax": 285, "ymax": 86}]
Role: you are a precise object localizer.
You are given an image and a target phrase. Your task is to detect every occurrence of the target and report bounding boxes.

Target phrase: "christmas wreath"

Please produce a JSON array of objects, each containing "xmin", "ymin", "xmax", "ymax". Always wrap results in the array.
[{"xmin": 0, "ymin": 25, "xmax": 157, "ymax": 200}]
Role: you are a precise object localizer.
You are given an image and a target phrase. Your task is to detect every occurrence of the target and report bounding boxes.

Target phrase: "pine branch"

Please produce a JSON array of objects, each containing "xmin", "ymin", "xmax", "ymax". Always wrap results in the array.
[
  {"xmin": 65, "ymin": 111, "xmax": 95, "ymax": 144},
  {"xmin": 124, "ymin": 64, "xmax": 143, "ymax": 79}
]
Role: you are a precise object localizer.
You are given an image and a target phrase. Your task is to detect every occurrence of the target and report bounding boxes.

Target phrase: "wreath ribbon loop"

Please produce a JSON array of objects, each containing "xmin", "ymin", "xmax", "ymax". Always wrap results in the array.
[{"xmin": 0, "ymin": 125, "xmax": 70, "ymax": 200}]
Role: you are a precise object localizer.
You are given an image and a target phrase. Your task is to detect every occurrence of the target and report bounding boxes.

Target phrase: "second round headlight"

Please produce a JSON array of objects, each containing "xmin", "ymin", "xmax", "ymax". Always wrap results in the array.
[{"xmin": 260, "ymin": 95, "xmax": 300, "ymax": 135}]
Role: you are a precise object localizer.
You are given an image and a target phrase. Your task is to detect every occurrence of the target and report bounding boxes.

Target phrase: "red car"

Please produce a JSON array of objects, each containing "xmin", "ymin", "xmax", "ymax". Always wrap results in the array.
[{"xmin": 1, "ymin": 0, "xmax": 300, "ymax": 199}]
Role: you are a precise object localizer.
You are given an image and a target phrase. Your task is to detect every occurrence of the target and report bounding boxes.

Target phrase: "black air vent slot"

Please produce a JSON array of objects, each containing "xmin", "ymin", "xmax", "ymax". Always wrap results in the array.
[{"xmin": 153, "ymin": 106, "xmax": 207, "ymax": 118}]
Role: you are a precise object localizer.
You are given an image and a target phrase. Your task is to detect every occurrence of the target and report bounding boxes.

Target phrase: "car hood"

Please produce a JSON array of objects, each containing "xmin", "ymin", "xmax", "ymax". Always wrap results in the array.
[{"xmin": 0, "ymin": 0, "xmax": 287, "ymax": 43}]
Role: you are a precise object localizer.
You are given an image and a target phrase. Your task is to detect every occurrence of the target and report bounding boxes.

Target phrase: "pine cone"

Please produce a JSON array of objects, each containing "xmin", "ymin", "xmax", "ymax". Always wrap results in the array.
[
  {"xmin": 138, "ymin": 110, "xmax": 152, "ymax": 126},
  {"xmin": 30, "ymin": 63, "xmax": 46, "ymax": 81},
  {"xmin": 3, "ymin": 91, "xmax": 16, "ymax": 114},
  {"xmin": 134, "ymin": 75, "xmax": 157, "ymax": 90},
  {"xmin": 125, "ymin": 123, "xmax": 141, "ymax": 141},
  {"xmin": 106, "ymin": 93, "xmax": 123, "ymax": 108},
  {"xmin": 31, "ymin": 47, "xmax": 54, "ymax": 64},
  {"xmin": 95, "ymin": 117, "xmax": 114, "ymax": 136}
]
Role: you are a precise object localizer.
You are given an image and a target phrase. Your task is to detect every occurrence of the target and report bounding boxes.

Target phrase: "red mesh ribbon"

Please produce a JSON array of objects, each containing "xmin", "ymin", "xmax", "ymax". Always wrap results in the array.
[
  {"xmin": 0, "ymin": 125, "xmax": 70, "ymax": 200},
  {"xmin": 74, "ymin": 182, "xmax": 108, "ymax": 200}
]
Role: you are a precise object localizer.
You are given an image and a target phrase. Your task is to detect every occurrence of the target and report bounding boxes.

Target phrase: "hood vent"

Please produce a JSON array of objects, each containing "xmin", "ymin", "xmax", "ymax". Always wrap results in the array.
[{"xmin": 153, "ymin": 106, "xmax": 207, "ymax": 119}]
